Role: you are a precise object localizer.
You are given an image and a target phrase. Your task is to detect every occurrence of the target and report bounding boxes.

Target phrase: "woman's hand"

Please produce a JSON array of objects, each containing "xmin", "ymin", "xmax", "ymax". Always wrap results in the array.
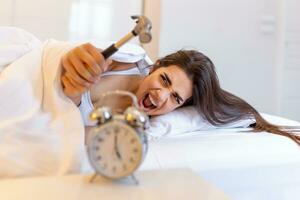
[{"xmin": 61, "ymin": 43, "xmax": 111, "ymax": 105}]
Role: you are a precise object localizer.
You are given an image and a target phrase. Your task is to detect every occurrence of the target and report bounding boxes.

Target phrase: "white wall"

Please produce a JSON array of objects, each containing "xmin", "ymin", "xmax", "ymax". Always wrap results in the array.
[
  {"xmin": 158, "ymin": 0, "xmax": 279, "ymax": 115},
  {"xmin": 279, "ymin": 0, "xmax": 300, "ymax": 120},
  {"xmin": 1, "ymin": 0, "xmax": 299, "ymax": 120},
  {"xmin": 0, "ymin": 0, "xmax": 143, "ymax": 42},
  {"xmin": 146, "ymin": 0, "xmax": 300, "ymax": 121}
]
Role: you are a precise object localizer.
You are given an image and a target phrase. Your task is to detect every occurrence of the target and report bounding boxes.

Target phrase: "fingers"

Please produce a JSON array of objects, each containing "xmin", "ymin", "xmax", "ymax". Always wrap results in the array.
[
  {"xmin": 61, "ymin": 73, "xmax": 91, "ymax": 97},
  {"xmin": 61, "ymin": 42, "xmax": 109, "ymax": 100},
  {"xmin": 62, "ymin": 56, "xmax": 91, "ymax": 87},
  {"xmin": 84, "ymin": 43, "xmax": 105, "ymax": 67},
  {"xmin": 103, "ymin": 58, "xmax": 113, "ymax": 72},
  {"xmin": 84, "ymin": 43, "xmax": 112, "ymax": 73},
  {"xmin": 68, "ymin": 50, "xmax": 97, "ymax": 83},
  {"xmin": 61, "ymin": 75, "xmax": 81, "ymax": 98},
  {"xmin": 64, "ymin": 72, "xmax": 88, "ymax": 91},
  {"xmin": 75, "ymin": 45, "xmax": 102, "ymax": 76},
  {"xmin": 64, "ymin": 43, "xmax": 106, "ymax": 84}
]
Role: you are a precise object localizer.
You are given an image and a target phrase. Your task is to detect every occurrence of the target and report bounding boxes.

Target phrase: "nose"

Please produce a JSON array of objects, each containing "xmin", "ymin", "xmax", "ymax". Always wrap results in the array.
[{"xmin": 152, "ymin": 88, "xmax": 170, "ymax": 106}]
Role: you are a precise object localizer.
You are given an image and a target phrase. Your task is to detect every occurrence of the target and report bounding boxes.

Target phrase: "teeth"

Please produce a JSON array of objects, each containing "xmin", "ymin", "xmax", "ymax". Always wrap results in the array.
[{"xmin": 149, "ymin": 94, "xmax": 157, "ymax": 107}]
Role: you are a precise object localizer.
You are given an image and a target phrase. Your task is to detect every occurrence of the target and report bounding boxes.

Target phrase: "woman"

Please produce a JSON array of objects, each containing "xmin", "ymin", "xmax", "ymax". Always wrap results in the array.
[{"xmin": 61, "ymin": 43, "xmax": 300, "ymax": 145}]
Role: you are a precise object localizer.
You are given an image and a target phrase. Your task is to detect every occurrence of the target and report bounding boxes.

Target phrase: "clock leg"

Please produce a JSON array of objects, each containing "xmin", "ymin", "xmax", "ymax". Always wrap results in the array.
[
  {"xmin": 89, "ymin": 173, "xmax": 98, "ymax": 183},
  {"xmin": 131, "ymin": 174, "xmax": 139, "ymax": 185}
]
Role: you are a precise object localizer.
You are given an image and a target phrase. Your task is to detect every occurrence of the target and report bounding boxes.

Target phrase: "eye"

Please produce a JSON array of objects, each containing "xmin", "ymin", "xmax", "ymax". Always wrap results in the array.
[
  {"xmin": 172, "ymin": 92, "xmax": 183, "ymax": 105},
  {"xmin": 172, "ymin": 94, "xmax": 180, "ymax": 104},
  {"xmin": 160, "ymin": 74, "xmax": 169, "ymax": 86},
  {"xmin": 174, "ymin": 96, "xmax": 180, "ymax": 104}
]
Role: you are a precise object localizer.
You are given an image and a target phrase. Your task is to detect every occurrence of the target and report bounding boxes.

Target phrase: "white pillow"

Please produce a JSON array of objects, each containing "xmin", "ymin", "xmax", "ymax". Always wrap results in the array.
[
  {"xmin": 146, "ymin": 106, "xmax": 255, "ymax": 140},
  {"xmin": 260, "ymin": 113, "xmax": 300, "ymax": 126}
]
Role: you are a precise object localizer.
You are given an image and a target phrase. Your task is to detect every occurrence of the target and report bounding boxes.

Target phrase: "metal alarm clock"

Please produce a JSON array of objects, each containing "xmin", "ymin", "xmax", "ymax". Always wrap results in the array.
[{"xmin": 86, "ymin": 90, "xmax": 149, "ymax": 184}]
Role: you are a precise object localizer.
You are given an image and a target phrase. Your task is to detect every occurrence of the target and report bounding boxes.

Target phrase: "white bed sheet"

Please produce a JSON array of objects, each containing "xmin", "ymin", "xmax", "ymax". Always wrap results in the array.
[{"xmin": 139, "ymin": 114, "xmax": 300, "ymax": 200}]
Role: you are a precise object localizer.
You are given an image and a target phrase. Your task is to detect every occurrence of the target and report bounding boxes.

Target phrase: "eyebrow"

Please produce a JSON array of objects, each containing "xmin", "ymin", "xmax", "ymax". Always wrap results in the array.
[
  {"xmin": 163, "ymin": 72, "xmax": 184, "ymax": 104},
  {"xmin": 163, "ymin": 72, "xmax": 172, "ymax": 85}
]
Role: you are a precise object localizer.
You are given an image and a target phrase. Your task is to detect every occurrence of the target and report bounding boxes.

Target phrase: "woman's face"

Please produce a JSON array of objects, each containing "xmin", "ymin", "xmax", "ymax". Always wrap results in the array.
[{"xmin": 135, "ymin": 65, "xmax": 193, "ymax": 116}]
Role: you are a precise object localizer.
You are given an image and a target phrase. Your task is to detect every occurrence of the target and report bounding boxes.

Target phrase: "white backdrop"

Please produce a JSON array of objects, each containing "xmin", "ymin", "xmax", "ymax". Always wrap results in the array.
[
  {"xmin": 157, "ymin": 0, "xmax": 278, "ymax": 115},
  {"xmin": 1, "ymin": 0, "xmax": 299, "ymax": 121},
  {"xmin": 145, "ymin": 0, "xmax": 300, "ymax": 121},
  {"xmin": 0, "ymin": 0, "xmax": 143, "ymax": 42}
]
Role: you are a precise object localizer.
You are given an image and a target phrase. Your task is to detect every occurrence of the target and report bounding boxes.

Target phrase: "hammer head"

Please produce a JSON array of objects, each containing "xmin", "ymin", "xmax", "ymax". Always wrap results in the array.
[{"xmin": 131, "ymin": 15, "xmax": 152, "ymax": 43}]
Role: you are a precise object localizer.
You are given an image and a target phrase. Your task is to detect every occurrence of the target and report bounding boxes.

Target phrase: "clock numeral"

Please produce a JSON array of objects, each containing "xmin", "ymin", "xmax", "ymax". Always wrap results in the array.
[
  {"xmin": 114, "ymin": 127, "xmax": 120, "ymax": 133},
  {"xmin": 104, "ymin": 129, "xmax": 111, "ymax": 135},
  {"xmin": 94, "ymin": 146, "xmax": 100, "ymax": 151},
  {"xmin": 97, "ymin": 138, "xmax": 103, "ymax": 142},
  {"xmin": 103, "ymin": 163, "xmax": 107, "ymax": 169},
  {"xmin": 133, "ymin": 148, "xmax": 138, "ymax": 153},
  {"xmin": 129, "ymin": 157, "xmax": 134, "ymax": 163},
  {"xmin": 112, "ymin": 166, "xmax": 116, "ymax": 173},
  {"xmin": 96, "ymin": 155, "xmax": 102, "ymax": 161},
  {"xmin": 123, "ymin": 164, "xmax": 127, "ymax": 171},
  {"xmin": 130, "ymin": 138, "xmax": 136, "ymax": 144}
]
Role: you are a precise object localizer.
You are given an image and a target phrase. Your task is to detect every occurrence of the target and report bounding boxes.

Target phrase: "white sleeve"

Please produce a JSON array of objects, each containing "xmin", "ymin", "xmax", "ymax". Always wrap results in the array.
[{"xmin": 0, "ymin": 26, "xmax": 42, "ymax": 72}]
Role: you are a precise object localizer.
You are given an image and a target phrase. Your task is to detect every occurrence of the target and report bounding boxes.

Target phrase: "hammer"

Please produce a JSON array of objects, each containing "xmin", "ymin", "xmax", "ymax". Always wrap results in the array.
[{"xmin": 101, "ymin": 15, "xmax": 152, "ymax": 59}]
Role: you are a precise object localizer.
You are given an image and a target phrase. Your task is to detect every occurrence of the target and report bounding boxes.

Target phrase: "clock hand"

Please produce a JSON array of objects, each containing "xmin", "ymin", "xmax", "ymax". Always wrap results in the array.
[{"xmin": 114, "ymin": 133, "xmax": 122, "ymax": 160}]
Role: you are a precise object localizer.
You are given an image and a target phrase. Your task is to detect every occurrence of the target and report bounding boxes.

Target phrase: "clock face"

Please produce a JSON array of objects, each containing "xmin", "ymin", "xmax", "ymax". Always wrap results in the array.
[{"xmin": 87, "ymin": 121, "xmax": 143, "ymax": 179}]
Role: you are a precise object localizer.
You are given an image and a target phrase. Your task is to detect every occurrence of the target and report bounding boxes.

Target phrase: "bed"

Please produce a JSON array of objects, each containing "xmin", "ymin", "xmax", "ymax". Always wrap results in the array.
[
  {"xmin": 77, "ymin": 112, "xmax": 300, "ymax": 200},
  {"xmin": 138, "ymin": 114, "xmax": 300, "ymax": 200},
  {"xmin": 1, "ymin": 27, "xmax": 300, "ymax": 200}
]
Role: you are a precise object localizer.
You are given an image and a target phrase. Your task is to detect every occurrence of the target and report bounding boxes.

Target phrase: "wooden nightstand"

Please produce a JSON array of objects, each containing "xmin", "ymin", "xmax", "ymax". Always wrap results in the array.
[{"xmin": 0, "ymin": 168, "xmax": 231, "ymax": 200}]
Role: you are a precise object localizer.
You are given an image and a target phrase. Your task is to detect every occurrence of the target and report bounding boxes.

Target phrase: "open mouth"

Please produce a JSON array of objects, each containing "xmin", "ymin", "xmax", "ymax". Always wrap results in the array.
[{"xmin": 140, "ymin": 93, "xmax": 157, "ymax": 111}]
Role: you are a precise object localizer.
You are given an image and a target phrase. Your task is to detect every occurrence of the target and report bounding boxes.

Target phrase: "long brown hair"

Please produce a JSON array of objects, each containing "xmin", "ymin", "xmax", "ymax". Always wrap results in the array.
[{"xmin": 156, "ymin": 50, "xmax": 300, "ymax": 145}]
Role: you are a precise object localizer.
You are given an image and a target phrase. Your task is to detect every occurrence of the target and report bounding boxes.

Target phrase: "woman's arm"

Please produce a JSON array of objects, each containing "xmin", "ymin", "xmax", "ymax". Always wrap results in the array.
[{"xmin": 61, "ymin": 43, "xmax": 111, "ymax": 105}]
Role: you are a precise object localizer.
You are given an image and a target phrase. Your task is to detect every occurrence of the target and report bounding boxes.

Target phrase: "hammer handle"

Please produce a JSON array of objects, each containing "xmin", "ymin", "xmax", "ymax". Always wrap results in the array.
[
  {"xmin": 101, "ymin": 44, "xmax": 118, "ymax": 59},
  {"xmin": 101, "ymin": 32, "xmax": 135, "ymax": 59}
]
